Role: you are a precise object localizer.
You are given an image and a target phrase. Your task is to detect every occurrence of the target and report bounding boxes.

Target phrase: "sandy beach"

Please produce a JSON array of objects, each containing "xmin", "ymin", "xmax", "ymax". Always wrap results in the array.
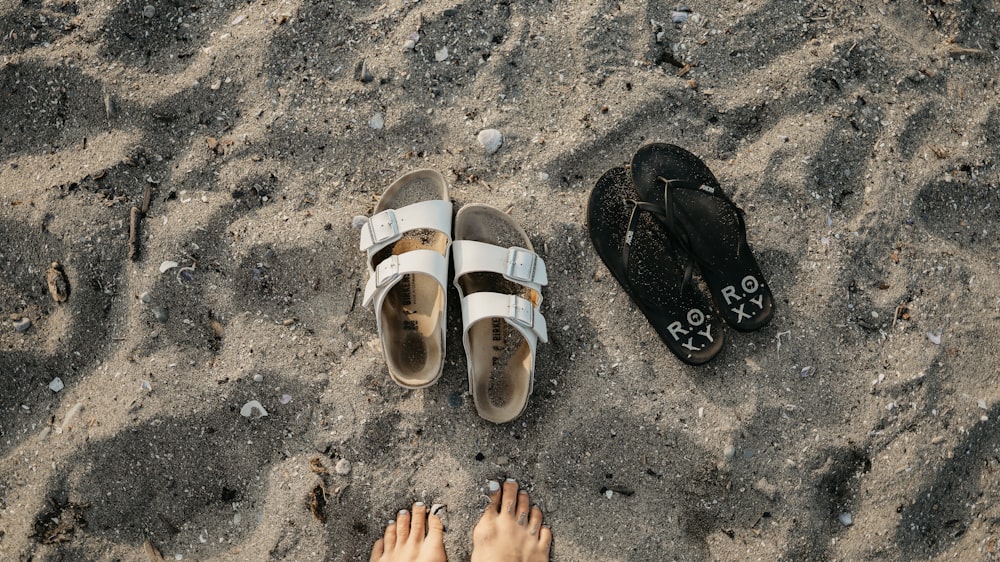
[{"xmin": 1, "ymin": 0, "xmax": 999, "ymax": 560}]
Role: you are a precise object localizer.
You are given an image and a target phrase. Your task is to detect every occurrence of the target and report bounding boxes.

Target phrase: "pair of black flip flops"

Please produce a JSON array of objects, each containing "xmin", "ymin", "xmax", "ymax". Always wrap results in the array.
[{"xmin": 587, "ymin": 143, "xmax": 774, "ymax": 365}]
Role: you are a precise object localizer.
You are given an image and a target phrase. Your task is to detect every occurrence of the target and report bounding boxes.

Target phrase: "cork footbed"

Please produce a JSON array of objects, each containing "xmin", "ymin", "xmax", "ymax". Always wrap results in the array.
[
  {"xmin": 370, "ymin": 170, "xmax": 449, "ymax": 388},
  {"xmin": 454, "ymin": 205, "xmax": 541, "ymax": 423}
]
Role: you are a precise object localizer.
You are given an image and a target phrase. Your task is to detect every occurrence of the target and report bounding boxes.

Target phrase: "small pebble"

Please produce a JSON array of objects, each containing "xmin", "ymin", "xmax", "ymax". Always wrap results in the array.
[
  {"xmin": 279, "ymin": 394, "xmax": 292, "ymax": 404},
  {"xmin": 13, "ymin": 317, "xmax": 31, "ymax": 332},
  {"xmin": 800, "ymin": 366, "xmax": 815, "ymax": 378},
  {"xmin": 434, "ymin": 47, "xmax": 449, "ymax": 62},
  {"xmin": 447, "ymin": 392, "xmax": 464, "ymax": 408},
  {"xmin": 49, "ymin": 377, "xmax": 64, "ymax": 392},
  {"xmin": 253, "ymin": 374, "xmax": 264, "ymax": 382},
  {"xmin": 927, "ymin": 331, "xmax": 942, "ymax": 345},
  {"xmin": 240, "ymin": 400, "xmax": 268, "ymax": 418},
  {"xmin": 369, "ymin": 113, "xmax": 385, "ymax": 130},
  {"xmin": 352, "ymin": 216, "xmax": 369, "ymax": 230},
  {"xmin": 402, "ymin": 39, "xmax": 416, "ymax": 51},
  {"xmin": 141, "ymin": 380, "xmax": 152, "ymax": 391},
  {"xmin": 723, "ymin": 444, "xmax": 735, "ymax": 460},
  {"xmin": 151, "ymin": 306, "xmax": 169, "ymax": 322},
  {"xmin": 335, "ymin": 459, "xmax": 352, "ymax": 475},
  {"xmin": 477, "ymin": 129, "xmax": 503, "ymax": 155},
  {"xmin": 159, "ymin": 260, "xmax": 179, "ymax": 273},
  {"xmin": 139, "ymin": 291, "xmax": 152, "ymax": 303},
  {"xmin": 354, "ymin": 60, "xmax": 374, "ymax": 83},
  {"xmin": 604, "ymin": 489, "xmax": 614, "ymax": 499},
  {"xmin": 142, "ymin": 4, "xmax": 155, "ymax": 18},
  {"xmin": 838, "ymin": 512, "xmax": 853, "ymax": 526}
]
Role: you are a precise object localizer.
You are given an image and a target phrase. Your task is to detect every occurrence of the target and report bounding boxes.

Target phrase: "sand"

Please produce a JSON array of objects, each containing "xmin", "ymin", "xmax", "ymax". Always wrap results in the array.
[{"xmin": 1, "ymin": 0, "xmax": 999, "ymax": 560}]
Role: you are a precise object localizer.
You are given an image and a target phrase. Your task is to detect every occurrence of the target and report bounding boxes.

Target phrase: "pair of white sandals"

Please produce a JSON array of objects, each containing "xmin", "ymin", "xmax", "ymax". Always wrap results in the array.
[{"xmin": 359, "ymin": 170, "xmax": 549, "ymax": 423}]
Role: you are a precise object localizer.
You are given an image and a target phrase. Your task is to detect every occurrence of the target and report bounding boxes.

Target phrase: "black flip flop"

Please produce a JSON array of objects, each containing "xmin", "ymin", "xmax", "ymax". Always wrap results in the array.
[
  {"xmin": 631, "ymin": 143, "xmax": 774, "ymax": 331},
  {"xmin": 587, "ymin": 167, "xmax": 724, "ymax": 365}
]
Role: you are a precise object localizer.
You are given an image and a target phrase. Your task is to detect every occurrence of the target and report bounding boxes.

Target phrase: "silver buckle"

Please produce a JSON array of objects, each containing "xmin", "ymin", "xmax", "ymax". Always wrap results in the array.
[
  {"xmin": 505, "ymin": 247, "xmax": 536, "ymax": 283},
  {"xmin": 508, "ymin": 295, "xmax": 534, "ymax": 329},
  {"xmin": 368, "ymin": 209, "xmax": 399, "ymax": 244},
  {"xmin": 375, "ymin": 255, "xmax": 401, "ymax": 288}
]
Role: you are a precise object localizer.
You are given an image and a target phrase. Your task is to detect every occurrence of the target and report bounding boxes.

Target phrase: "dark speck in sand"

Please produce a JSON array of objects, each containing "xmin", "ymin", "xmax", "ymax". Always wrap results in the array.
[{"xmin": 447, "ymin": 392, "xmax": 463, "ymax": 408}]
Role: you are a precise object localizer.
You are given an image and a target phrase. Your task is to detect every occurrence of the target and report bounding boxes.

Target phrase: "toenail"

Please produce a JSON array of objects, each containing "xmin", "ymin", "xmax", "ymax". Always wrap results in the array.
[
  {"xmin": 519, "ymin": 490, "xmax": 528, "ymax": 495},
  {"xmin": 488, "ymin": 481, "xmax": 500, "ymax": 492},
  {"xmin": 415, "ymin": 501, "xmax": 424, "ymax": 507},
  {"xmin": 398, "ymin": 509, "xmax": 408, "ymax": 515},
  {"xmin": 388, "ymin": 519, "xmax": 395, "ymax": 525},
  {"xmin": 505, "ymin": 478, "xmax": 517, "ymax": 483}
]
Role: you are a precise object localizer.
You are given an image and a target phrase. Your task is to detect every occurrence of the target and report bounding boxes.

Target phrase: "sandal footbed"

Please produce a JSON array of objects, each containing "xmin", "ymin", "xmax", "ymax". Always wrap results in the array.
[
  {"xmin": 455, "ymin": 204, "xmax": 537, "ymax": 423},
  {"xmin": 372, "ymin": 169, "xmax": 450, "ymax": 388}
]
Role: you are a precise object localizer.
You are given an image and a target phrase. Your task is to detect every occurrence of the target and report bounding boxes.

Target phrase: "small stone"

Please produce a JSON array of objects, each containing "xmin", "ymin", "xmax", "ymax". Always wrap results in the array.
[
  {"xmin": 447, "ymin": 392, "xmax": 463, "ymax": 408},
  {"xmin": 151, "ymin": 306, "xmax": 168, "ymax": 322},
  {"xmin": 13, "ymin": 317, "xmax": 31, "ymax": 332},
  {"xmin": 279, "ymin": 394, "xmax": 292, "ymax": 404},
  {"xmin": 240, "ymin": 400, "xmax": 268, "ymax": 418},
  {"xmin": 159, "ymin": 260, "xmax": 179, "ymax": 273},
  {"xmin": 352, "ymin": 216, "xmax": 369, "ymax": 230},
  {"xmin": 253, "ymin": 374, "xmax": 264, "ymax": 382},
  {"xmin": 434, "ymin": 47, "xmax": 449, "ymax": 62},
  {"xmin": 838, "ymin": 512, "xmax": 853, "ymax": 526},
  {"xmin": 800, "ymin": 366, "xmax": 815, "ymax": 378},
  {"xmin": 139, "ymin": 292, "xmax": 152, "ymax": 303},
  {"xmin": 49, "ymin": 377, "xmax": 64, "ymax": 392},
  {"xmin": 402, "ymin": 39, "xmax": 416, "ymax": 51},
  {"xmin": 142, "ymin": 4, "xmax": 155, "ymax": 18},
  {"xmin": 927, "ymin": 331, "xmax": 942, "ymax": 345},
  {"xmin": 475, "ymin": 452, "xmax": 485, "ymax": 461},
  {"xmin": 604, "ymin": 489, "xmax": 614, "ymax": 499},
  {"xmin": 477, "ymin": 129, "xmax": 503, "ymax": 155},
  {"xmin": 369, "ymin": 113, "xmax": 385, "ymax": 130},
  {"xmin": 723, "ymin": 444, "xmax": 735, "ymax": 460},
  {"xmin": 335, "ymin": 459, "xmax": 352, "ymax": 475},
  {"xmin": 354, "ymin": 60, "xmax": 374, "ymax": 83}
]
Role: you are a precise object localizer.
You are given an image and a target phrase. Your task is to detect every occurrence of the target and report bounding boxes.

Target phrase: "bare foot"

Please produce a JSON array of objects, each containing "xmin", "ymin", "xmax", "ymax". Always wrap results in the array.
[
  {"xmin": 370, "ymin": 502, "xmax": 447, "ymax": 562},
  {"xmin": 471, "ymin": 479, "xmax": 552, "ymax": 562}
]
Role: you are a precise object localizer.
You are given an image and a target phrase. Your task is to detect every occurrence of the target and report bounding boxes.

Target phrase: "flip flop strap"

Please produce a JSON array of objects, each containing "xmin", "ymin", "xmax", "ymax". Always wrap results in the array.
[
  {"xmin": 362, "ymin": 249, "xmax": 449, "ymax": 307},
  {"xmin": 359, "ymin": 199, "xmax": 453, "ymax": 254},
  {"xmin": 452, "ymin": 240, "xmax": 548, "ymax": 292},
  {"xmin": 459, "ymin": 292, "xmax": 548, "ymax": 344},
  {"xmin": 660, "ymin": 177, "xmax": 749, "ymax": 271},
  {"xmin": 622, "ymin": 199, "xmax": 696, "ymax": 294}
]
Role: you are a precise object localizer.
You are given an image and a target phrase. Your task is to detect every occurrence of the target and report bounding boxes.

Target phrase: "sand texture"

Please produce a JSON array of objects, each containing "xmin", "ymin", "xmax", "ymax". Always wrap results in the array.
[{"xmin": 1, "ymin": 0, "xmax": 999, "ymax": 560}]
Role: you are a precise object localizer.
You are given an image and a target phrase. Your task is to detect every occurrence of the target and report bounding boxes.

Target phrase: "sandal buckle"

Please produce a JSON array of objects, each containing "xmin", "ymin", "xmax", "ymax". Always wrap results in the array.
[
  {"xmin": 508, "ymin": 295, "xmax": 534, "ymax": 329},
  {"xmin": 368, "ymin": 209, "xmax": 400, "ymax": 244},
  {"xmin": 375, "ymin": 255, "xmax": 401, "ymax": 288},
  {"xmin": 505, "ymin": 247, "xmax": 536, "ymax": 283}
]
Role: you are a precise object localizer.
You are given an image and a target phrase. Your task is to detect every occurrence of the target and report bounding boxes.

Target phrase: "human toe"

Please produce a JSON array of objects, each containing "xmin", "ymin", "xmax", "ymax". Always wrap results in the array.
[{"xmin": 501, "ymin": 478, "xmax": 519, "ymax": 515}]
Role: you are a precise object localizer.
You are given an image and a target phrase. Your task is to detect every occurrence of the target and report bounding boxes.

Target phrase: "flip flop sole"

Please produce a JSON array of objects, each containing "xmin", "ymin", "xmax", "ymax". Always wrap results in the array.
[
  {"xmin": 587, "ymin": 167, "xmax": 723, "ymax": 365},
  {"xmin": 631, "ymin": 144, "xmax": 774, "ymax": 332}
]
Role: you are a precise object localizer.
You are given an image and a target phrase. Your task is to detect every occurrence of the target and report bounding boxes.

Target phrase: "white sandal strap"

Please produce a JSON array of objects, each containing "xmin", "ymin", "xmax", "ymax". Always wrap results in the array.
[
  {"xmin": 460, "ymin": 292, "xmax": 548, "ymax": 343},
  {"xmin": 452, "ymin": 240, "xmax": 548, "ymax": 289},
  {"xmin": 359, "ymin": 200, "xmax": 453, "ymax": 254},
  {"xmin": 362, "ymin": 249, "xmax": 449, "ymax": 306}
]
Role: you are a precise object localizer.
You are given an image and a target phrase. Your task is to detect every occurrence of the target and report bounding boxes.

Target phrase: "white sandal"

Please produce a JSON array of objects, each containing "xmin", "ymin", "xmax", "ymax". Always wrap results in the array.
[
  {"xmin": 452, "ymin": 205, "xmax": 548, "ymax": 423},
  {"xmin": 360, "ymin": 170, "xmax": 452, "ymax": 389}
]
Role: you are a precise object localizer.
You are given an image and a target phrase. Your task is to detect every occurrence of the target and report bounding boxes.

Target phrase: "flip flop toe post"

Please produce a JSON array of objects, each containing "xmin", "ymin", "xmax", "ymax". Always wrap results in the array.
[{"xmin": 360, "ymin": 169, "xmax": 452, "ymax": 388}]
